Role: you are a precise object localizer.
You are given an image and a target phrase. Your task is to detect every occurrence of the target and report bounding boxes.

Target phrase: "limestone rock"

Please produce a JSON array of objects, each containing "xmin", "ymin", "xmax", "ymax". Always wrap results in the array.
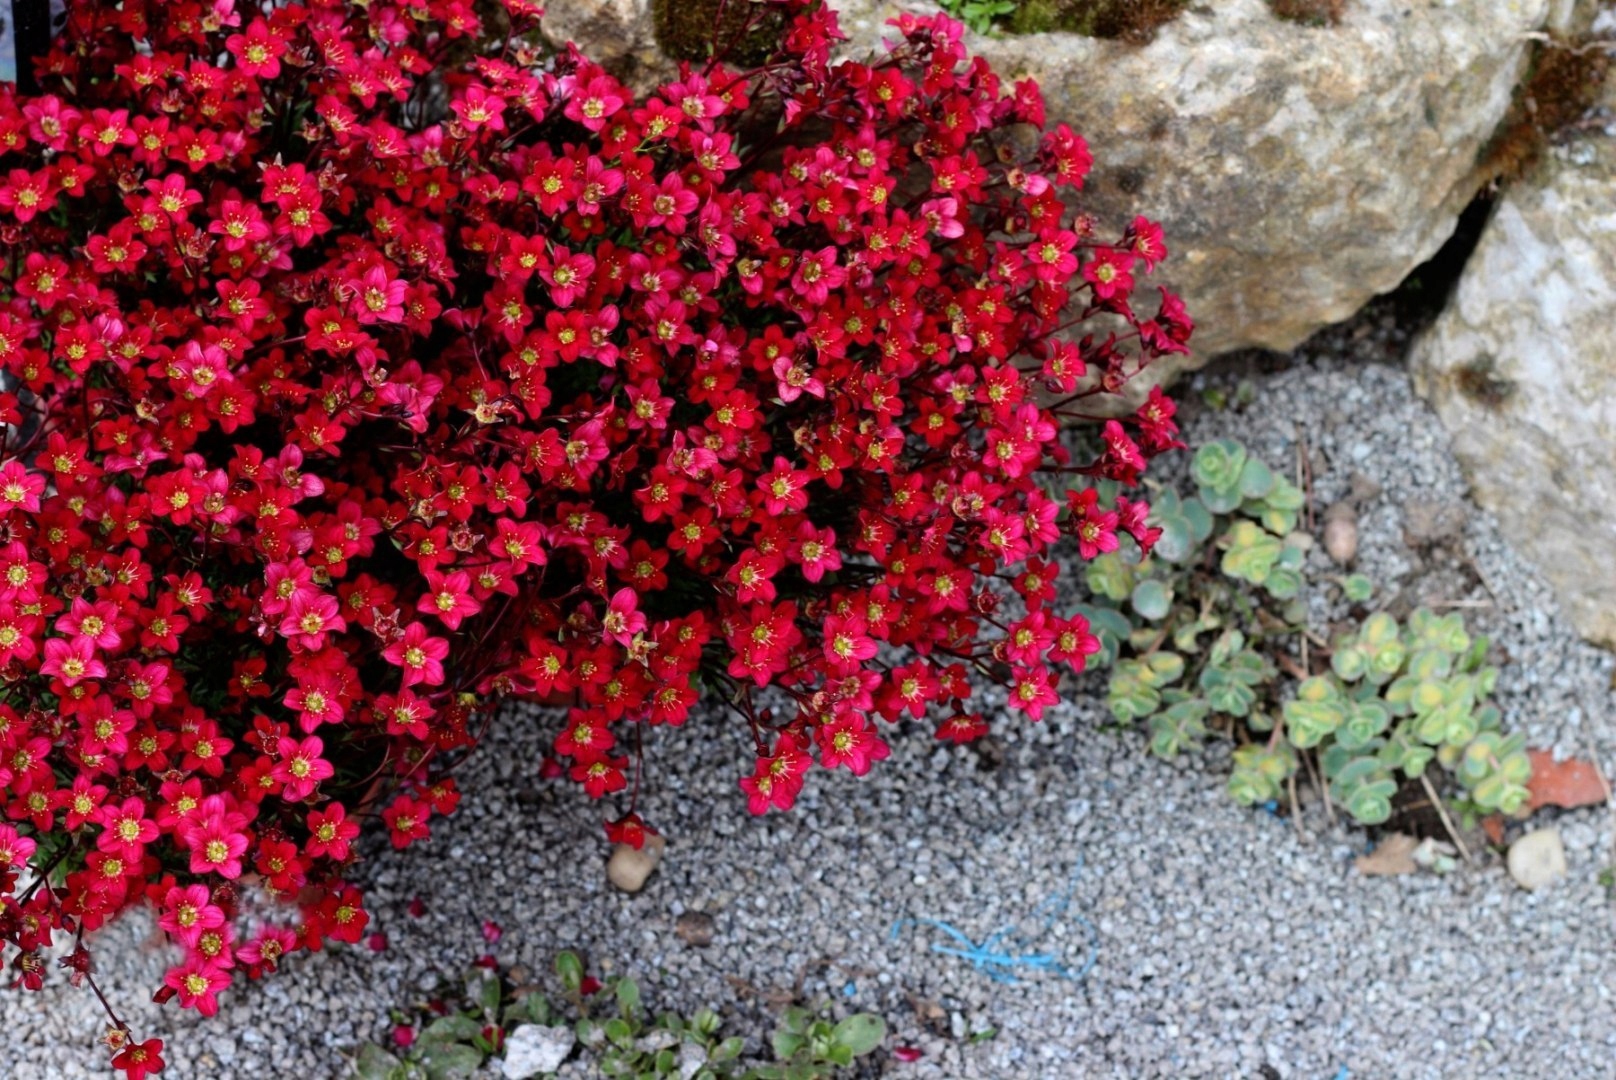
[
  {"xmin": 502, "ymin": 1023, "xmax": 575, "ymax": 1079},
  {"xmin": 833, "ymin": 0, "xmax": 1550, "ymax": 364},
  {"xmin": 540, "ymin": 0, "xmax": 671, "ymax": 94},
  {"xmin": 1506, "ymin": 828, "xmax": 1568, "ymax": 891},
  {"xmin": 1410, "ymin": 75, "xmax": 1616, "ymax": 647}
]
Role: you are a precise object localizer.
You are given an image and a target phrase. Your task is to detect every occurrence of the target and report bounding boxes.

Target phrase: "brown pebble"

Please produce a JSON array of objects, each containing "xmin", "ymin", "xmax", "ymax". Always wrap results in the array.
[
  {"xmin": 1322, "ymin": 506, "xmax": 1358, "ymax": 565},
  {"xmin": 674, "ymin": 911, "xmax": 715, "ymax": 947}
]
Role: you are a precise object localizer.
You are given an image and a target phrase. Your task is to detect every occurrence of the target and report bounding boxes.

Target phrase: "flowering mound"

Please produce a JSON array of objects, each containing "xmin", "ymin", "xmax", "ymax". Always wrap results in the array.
[{"xmin": 0, "ymin": 0, "xmax": 1187, "ymax": 1067}]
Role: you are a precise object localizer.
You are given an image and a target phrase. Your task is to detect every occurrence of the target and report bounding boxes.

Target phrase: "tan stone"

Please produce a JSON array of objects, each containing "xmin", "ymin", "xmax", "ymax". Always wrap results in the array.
[
  {"xmin": 540, "ymin": 0, "xmax": 672, "ymax": 94},
  {"xmin": 1410, "ymin": 72, "xmax": 1616, "ymax": 647},
  {"xmin": 606, "ymin": 834, "xmax": 666, "ymax": 892},
  {"xmin": 833, "ymin": 0, "xmax": 1551, "ymax": 366}
]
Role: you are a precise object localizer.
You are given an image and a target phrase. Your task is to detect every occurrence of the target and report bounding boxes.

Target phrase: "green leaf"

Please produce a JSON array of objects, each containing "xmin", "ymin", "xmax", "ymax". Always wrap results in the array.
[
  {"xmin": 1342, "ymin": 574, "xmax": 1374, "ymax": 602},
  {"xmin": 772, "ymin": 1030, "xmax": 806, "ymax": 1060},
  {"xmin": 1151, "ymin": 518, "xmax": 1194, "ymax": 563},
  {"xmin": 1219, "ymin": 520, "xmax": 1283, "ymax": 585},
  {"xmin": 1085, "ymin": 552, "xmax": 1135, "ymax": 602},
  {"xmin": 779, "ymin": 1007, "xmax": 810, "ymax": 1034},
  {"xmin": 555, "ymin": 951, "xmax": 585, "ymax": 994},
  {"xmin": 1130, "ymin": 579, "xmax": 1172, "ymax": 621},
  {"xmin": 833, "ymin": 1013, "xmax": 886, "ymax": 1056},
  {"xmin": 1454, "ymin": 731, "xmax": 1531, "ymax": 814},
  {"xmin": 419, "ymin": 1014, "xmax": 482, "ymax": 1046},
  {"xmin": 1228, "ymin": 743, "xmax": 1296, "ymax": 805},
  {"xmin": 616, "ymin": 977, "xmax": 642, "ymax": 1018},
  {"xmin": 469, "ymin": 971, "xmax": 502, "ymax": 1024},
  {"xmin": 1380, "ymin": 721, "xmax": 1437, "ymax": 777},
  {"xmin": 1148, "ymin": 698, "xmax": 1210, "ymax": 757},
  {"xmin": 354, "ymin": 1044, "xmax": 405, "ymax": 1080},
  {"xmin": 1261, "ymin": 475, "xmax": 1305, "ymax": 511},
  {"xmin": 1336, "ymin": 699, "xmax": 1392, "ymax": 750},
  {"xmin": 1264, "ymin": 566, "xmax": 1302, "ymax": 600},
  {"xmin": 693, "ymin": 1008, "xmax": 722, "ymax": 1037},
  {"xmin": 1199, "ymin": 652, "xmax": 1265, "ymax": 718},
  {"xmin": 1409, "ymin": 608, "xmax": 1469, "ymax": 653},
  {"xmin": 504, "ymin": 992, "xmax": 551, "ymax": 1027},
  {"xmin": 1108, "ymin": 673, "xmax": 1160, "ymax": 721},
  {"xmin": 1183, "ymin": 498, "xmax": 1215, "ymax": 543},
  {"xmin": 1331, "ymin": 756, "xmax": 1397, "ymax": 824},
  {"xmin": 1331, "ymin": 644, "xmax": 1368, "ymax": 682},
  {"xmin": 1191, "ymin": 439, "xmax": 1249, "ymax": 512},
  {"xmin": 1237, "ymin": 455, "xmax": 1275, "ymax": 500},
  {"xmin": 417, "ymin": 1042, "xmax": 485, "ymax": 1080},
  {"xmin": 1074, "ymin": 603, "xmax": 1132, "ymax": 668}
]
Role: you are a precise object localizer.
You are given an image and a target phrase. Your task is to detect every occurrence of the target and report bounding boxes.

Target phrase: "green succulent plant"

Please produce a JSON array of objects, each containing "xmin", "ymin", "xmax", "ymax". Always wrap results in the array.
[
  {"xmin": 1228, "ymin": 742, "xmax": 1296, "ymax": 806},
  {"xmin": 1082, "ymin": 437, "xmax": 1531, "ymax": 828},
  {"xmin": 1328, "ymin": 755, "xmax": 1398, "ymax": 825}
]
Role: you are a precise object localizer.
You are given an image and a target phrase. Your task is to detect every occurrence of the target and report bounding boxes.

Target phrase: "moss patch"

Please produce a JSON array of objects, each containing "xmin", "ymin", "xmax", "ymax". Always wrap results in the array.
[
  {"xmin": 1006, "ymin": 0, "xmax": 1190, "ymax": 43},
  {"xmin": 1478, "ymin": 34, "xmax": 1612, "ymax": 183},
  {"xmin": 1267, "ymin": 0, "xmax": 1345, "ymax": 27},
  {"xmin": 652, "ymin": 0, "xmax": 784, "ymax": 66}
]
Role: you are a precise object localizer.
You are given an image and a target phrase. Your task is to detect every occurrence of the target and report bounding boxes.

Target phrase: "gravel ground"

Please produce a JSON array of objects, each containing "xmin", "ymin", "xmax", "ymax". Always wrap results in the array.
[{"xmin": 8, "ymin": 308, "xmax": 1615, "ymax": 1080}]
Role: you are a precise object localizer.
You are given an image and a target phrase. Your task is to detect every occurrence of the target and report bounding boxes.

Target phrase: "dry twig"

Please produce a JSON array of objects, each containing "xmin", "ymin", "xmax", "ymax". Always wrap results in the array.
[{"xmin": 1420, "ymin": 773, "xmax": 1475, "ymax": 867}]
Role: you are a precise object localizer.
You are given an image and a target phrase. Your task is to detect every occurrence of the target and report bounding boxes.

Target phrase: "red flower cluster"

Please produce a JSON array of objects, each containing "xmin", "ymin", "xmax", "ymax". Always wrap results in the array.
[{"xmin": 0, "ymin": 0, "xmax": 1187, "ymax": 1068}]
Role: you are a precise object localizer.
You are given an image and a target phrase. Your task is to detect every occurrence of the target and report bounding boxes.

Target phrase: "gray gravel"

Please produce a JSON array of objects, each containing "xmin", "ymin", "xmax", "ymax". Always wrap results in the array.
[{"xmin": 7, "ymin": 308, "xmax": 1615, "ymax": 1080}]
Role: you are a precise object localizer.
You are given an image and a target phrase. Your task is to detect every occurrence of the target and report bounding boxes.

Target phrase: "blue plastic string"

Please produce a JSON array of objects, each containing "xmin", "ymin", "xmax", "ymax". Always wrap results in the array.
[{"xmin": 890, "ymin": 856, "xmax": 1099, "ymax": 985}]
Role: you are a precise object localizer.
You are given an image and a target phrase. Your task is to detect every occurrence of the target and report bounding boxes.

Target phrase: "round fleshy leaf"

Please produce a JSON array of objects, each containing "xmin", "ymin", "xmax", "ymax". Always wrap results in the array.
[{"xmin": 1131, "ymin": 579, "xmax": 1172, "ymax": 621}]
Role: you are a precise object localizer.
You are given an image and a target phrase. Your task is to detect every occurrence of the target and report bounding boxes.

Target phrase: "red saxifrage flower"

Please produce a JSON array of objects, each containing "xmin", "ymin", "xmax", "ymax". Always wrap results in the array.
[{"xmin": 0, "ymin": 0, "xmax": 1189, "ymax": 1069}]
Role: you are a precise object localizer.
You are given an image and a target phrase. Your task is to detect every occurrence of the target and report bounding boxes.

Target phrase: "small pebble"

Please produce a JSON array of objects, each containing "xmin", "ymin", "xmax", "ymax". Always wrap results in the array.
[
  {"xmin": 607, "ymin": 835, "xmax": 666, "ymax": 893},
  {"xmin": 502, "ymin": 1024, "xmax": 575, "ymax": 1079},
  {"xmin": 1507, "ymin": 828, "xmax": 1568, "ymax": 891},
  {"xmin": 1323, "ymin": 503, "xmax": 1359, "ymax": 565},
  {"xmin": 674, "ymin": 911, "xmax": 715, "ymax": 947}
]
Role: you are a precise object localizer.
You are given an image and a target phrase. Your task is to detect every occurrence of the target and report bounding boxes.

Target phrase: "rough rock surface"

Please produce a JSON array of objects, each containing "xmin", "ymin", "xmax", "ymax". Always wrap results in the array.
[
  {"xmin": 834, "ymin": 0, "xmax": 1549, "ymax": 362},
  {"xmin": 1410, "ymin": 72, "xmax": 1616, "ymax": 648},
  {"xmin": 501, "ymin": 1023, "xmax": 575, "ymax": 1079},
  {"xmin": 539, "ymin": 0, "xmax": 672, "ymax": 93}
]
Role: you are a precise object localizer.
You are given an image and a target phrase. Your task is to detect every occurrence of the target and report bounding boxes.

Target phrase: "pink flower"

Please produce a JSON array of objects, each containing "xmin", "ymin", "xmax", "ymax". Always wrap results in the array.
[
  {"xmin": 452, "ymin": 85, "xmax": 507, "ymax": 132},
  {"xmin": 279, "ymin": 591, "xmax": 346, "ymax": 652},
  {"xmin": 1008, "ymin": 667, "xmax": 1060, "ymax": 722},
  {"xmin": 164, "ymin": 957, "xmax": 231, "ymax": 1017},
  {"xmin": 181, "ymin": 800, "xmax": 251, "ymax": 879},
  {"xmin": 159, "ymin": 884, "xmax": 226, "ymax": 949},
  {"xmin": 791, "ymin": 522, "xmax": 840, "ymax": 584},
  {"xmin": 306, "ymin": 803, "xmax": 360, "ymax": 862},
  {"xmin": 0, "ymin": 460, "xmax": 46, "ymax": 513},
  {"xmin": 226, "ymin": 19, "xmax": 285, "ymax": 80},
  {"xmin": 40, "ymin": 636, "xmax": 107, "ymax": 687},
  {"xmin": 96, "ymin": 797, "xmax": 158, "ymax": 862},
  {"xmin": 271, "ymin": 735, "xmax": 334, "ymax": 801},
  {"xmin": 0, "ymin": 823, "xmax": 36, "ymax": 867},
  {"xmin": 383, "ymin": 622, "xmax": 450, "ymax": 688},
  {"xmin": 790, "ymin": 247, "xmax": 845, "ymax": 306},
  {"xmin": 418, "ymin": 569, "xmax": 480, "ymax": 630},
  {"xmin": 822, "ymin": 613, "xmax": 876, "ymax": 673},
  {"xmin": 816, "ymin": 715, "xmax": 890, "ymax": 776},
  {"xmin": 349, "ymin": 264, "xmax": 406, "ymax": 324},
  {"xmin": 601, "ymin": 588, "xmax": 646, "ymax": 646}
]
